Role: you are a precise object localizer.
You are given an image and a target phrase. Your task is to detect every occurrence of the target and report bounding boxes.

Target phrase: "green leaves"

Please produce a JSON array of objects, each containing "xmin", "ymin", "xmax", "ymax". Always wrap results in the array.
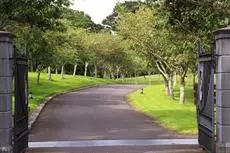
[
  {"xmin": 0, "ymin": 0, "xmax": 70, "ymax": 30},
  {"xmin": 163, "ymin": 0, "xmax": 230, "ymax": 38}
]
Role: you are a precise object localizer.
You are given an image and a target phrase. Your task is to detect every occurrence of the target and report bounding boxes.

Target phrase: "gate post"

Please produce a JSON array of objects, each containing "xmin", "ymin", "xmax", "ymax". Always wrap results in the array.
[
  {"xmin": 215, "ymin": 27, "xmax": 230, "ymax": 153},
  {"xmin": 0, "ymin": 31, "xmax": 13, "ymax": 153}
]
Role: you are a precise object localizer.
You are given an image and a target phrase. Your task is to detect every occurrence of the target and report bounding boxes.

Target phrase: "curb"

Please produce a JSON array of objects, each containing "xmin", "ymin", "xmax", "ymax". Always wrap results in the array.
[{"xmin": 28, "ymin": 85, "xmax": 99, "ymax": 131}]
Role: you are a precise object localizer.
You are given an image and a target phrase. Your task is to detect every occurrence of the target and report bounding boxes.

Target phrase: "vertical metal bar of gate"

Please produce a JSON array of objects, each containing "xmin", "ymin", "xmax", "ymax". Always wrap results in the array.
[
  {"xmin": 197, "ymin": 42, "xmax": 215, "ymax": 153},
  {"xmin": 13, "ymin": 51, "xmax": 29, "ymax": 153}
]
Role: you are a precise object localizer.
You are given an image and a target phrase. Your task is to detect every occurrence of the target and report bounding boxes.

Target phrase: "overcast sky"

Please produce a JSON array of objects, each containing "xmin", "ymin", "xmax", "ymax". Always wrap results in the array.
[{"xmin": 72, "ymin": 0, "xmax": 125, "ymax": 24}]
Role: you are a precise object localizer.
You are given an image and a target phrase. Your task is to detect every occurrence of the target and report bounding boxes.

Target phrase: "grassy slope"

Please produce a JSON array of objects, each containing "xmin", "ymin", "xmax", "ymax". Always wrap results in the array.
[
  {"xmin": 28, "ymin": 72, "xmax": 112, "ymax": 112},
  {"xmin": 119, "ymin": 75, "xmax": 197, "ymax": 134}
]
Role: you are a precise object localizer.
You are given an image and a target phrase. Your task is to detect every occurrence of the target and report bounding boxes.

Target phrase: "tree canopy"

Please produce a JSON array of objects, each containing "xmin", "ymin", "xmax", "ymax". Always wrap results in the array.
[{"xmin": 2, "ymin": 0, "xmax": 229, "ymax": 104}]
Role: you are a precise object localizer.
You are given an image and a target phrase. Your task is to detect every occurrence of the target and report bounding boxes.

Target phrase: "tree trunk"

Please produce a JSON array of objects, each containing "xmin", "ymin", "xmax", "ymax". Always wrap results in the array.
[
  {"xmin": 121, "ymin": 74, "xmax": 125, "ymax": 82},
  {"xmin": 168, "ymin": 74, "xmax": 174, "ymax": 99},
  {"xmin": 111, "ymin": 72, "xmax": 114, "ymax": 79},
  {"xmin": 135, "ymin": 71, "xmax": 137, "ymax": 85},
  {"xmin": 148, "ymin": 71, "xmax": 151, "ymax": 86},
  {"xmin": 155, "ymin": 62, "xmax": 172, "ymax": 96},
  {"xmin": 84, "ymin": 62, "xmax": 88, "ymax": 77},
  {"xmin": 0, "ymin": 25, "xmax": 3, "ymax": 31},
  {"xmin": 163, "ymin": 76, "xmax": 170, "ymax": 96},
  {"xmin": 30, "ymin": 61, "xmax": 34, "ymax": 72},
  {"xmin": 180, "ymin": 76, "xmax": 185, "ymax": 104},
  {"xmin": 55, "ymin": 67, "xmax": 58, "ymax": 74},
  {"xmin": 103, "ymin": 70, "xmax": 107, "ymax": 78},
  {"xmin": 61, "ymin": 65, "xmax": 64, "ymax": 79},
  {"xmin": 173, "ymin": 72, "xmax": 177, "ymax": 87},
  {"xmin": 37, "ymin": 71, "xmax": 41, "ymax": 85},
  {"xmin": 116, "ymin": 66, "xmax": 120, "ymax": 79},
  {"xmin": 94, "ymin": 64, "xmax": 97, "ymax": 77},
  {"xmin": 193, "ymin": 72, "xmax": 196, "ymax": 87},
  {"xmin": 73, "ymin": 64, "xmax": 77, "ymax": 77},
  {"xmin": 48, "ymin": 66, "xmax": 52, "ymax": 81}
]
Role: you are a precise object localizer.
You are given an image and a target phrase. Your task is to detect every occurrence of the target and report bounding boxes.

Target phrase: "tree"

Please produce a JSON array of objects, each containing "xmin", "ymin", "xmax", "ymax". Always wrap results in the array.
[
  {"xmin": 68, "ymin": 28, "xmax": 86, "ymax": 77},
  {"xmin": 85, "ymin": 32, "xmax": 124, "ymax": 78},
  {"xmin": 102, "ymin": 1, "xmax": 143, "ymax": 31},
  {"xmin": 27, "ymin": 29, "xmax": 55, "ymax": 84},
  {"xmin": 152, "ymin": 0, "xmax": 230, "ymax": 103},
  {"xmin": 162, "ymin": 0, "xmax": 230, "ymax": 37},
  {"xmin": 2, "ymin": 0, "xmax": 72, "ymax": 83},
  {"xmin": 48, "ymin": 29, "xmax": 75, "ymax": 79},
  {"xmin": 0, "ymin": 0, "xmax": 70, "ymax": 30},
  {"xmin": 117, "ymin": 7, "xmax": 178, "ymax": 98},
  {"xmin": 63, "ymin": 9, "xmax": 94, "ymax": 28}
]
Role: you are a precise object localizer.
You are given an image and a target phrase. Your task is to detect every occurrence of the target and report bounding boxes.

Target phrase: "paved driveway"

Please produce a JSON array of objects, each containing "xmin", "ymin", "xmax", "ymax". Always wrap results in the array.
[{"xmin": 27, "ymin": 85, "xmax": 204, "ymax": 153}]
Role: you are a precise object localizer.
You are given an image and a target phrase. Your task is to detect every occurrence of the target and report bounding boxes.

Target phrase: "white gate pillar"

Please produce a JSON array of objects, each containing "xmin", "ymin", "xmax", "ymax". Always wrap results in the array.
[
  {"xmin": 0, "ymin": 31, "xmax": 13, "ymax": 153},
  {"xmin": 215, "ymin": 27, "xmax": 230, "ymax": 153}
]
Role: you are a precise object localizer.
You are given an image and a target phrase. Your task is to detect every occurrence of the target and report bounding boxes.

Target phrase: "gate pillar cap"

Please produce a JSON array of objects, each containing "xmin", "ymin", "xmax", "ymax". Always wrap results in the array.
[
  {"xmin": 0, "ymin": 31, "xmax": 12, "ymax": 37},
  {"xmin": 0, "ymin": 31, "xmax": 13, "ymax": 42},
  {"xmin": 215, "ymin": 27, "xmax": 230, "ymax": 40}
]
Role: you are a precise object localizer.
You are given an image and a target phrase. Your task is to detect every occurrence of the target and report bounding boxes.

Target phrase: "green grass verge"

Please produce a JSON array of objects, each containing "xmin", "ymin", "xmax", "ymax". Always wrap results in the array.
[
  {"xmin": 28, "ymin": 72, "xmax": 113, "ymax": 112},
  {"xmin": 121, "ymin": 75, "xmax": 198, "ymax": 135},
  {"xmin": 115, "ymin": 75, "xmax": 164, "ymax": 85}
]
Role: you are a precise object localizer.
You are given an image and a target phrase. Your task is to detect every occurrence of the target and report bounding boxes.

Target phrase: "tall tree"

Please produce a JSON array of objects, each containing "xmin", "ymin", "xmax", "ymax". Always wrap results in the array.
[
  {"xmin": 117, "ymin": 7, "xmax": 177, "ymax": 98},
  {"xmin": 0, "ymin": 0, "xmax": 70, "ymax": 30},
  {"xmin": 102, "ymin": 1, "xmax": 143, "ymax": 31}
]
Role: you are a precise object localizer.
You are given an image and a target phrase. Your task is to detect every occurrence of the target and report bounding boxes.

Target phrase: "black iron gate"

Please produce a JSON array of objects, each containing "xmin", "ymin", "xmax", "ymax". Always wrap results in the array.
[
  {"xmin": 13, "ymin": 51, "xmax": 29, "ymax": 153},
  {"xmin": 197, "ymin": 42, "xmax": 215, "ymax": 153}
]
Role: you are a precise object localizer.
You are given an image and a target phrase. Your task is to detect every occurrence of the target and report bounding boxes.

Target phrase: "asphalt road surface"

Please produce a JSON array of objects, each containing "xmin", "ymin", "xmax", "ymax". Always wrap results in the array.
[{"xmin": 27, "ymin": 85, "xmax": 204, "ymax": 153}]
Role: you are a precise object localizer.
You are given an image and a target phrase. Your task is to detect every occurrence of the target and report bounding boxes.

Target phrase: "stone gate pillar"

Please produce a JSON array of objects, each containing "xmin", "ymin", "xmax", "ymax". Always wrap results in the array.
[
  {"xmin": 215, "ymin": 27, "xmax": 230, "ymax": 153},
  {"xmin": 0, "ymin": 31, "xmax": 13, "ymax": 153}
]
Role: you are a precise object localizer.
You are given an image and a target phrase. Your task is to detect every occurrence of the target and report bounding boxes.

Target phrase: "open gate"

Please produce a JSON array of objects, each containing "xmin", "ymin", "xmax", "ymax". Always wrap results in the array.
[
  {"xmin": 13, "ymin": 51, "xmax": 29, "ymax": 153},
  {"xmin": 197, "ymin": 41, "xmax": 215, "ymax": 153}
]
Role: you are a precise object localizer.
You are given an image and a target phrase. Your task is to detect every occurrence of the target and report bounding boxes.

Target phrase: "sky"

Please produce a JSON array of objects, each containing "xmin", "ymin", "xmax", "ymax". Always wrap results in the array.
[{"xmin": 72, "ymin": 0, "xmax": 125, "ymax": 24}]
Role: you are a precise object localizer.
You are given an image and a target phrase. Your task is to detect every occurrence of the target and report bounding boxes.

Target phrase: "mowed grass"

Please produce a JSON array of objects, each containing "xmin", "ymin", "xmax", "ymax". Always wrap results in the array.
[
  {"xmin": 28, "ymin": 72, "xmax": 112, "ymax": 112},
  {"xmin": 115, "ymin": 75, "xmax": 163, "ymax": 85},
  {"xmin": 119, "ymin": 75, "xmax": 198, "ymax": 135}
]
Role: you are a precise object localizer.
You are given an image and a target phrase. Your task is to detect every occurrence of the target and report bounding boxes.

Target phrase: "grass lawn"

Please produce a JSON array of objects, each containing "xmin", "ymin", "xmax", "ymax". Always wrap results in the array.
[
  {"xmin": 28, "ymin": 72, "xmax": 112, "ymax": 112},
  {"xmin": 115, "ymin": 75, "xmax": 163, "ymax": 85},
  {"xmin": 120, "ymin": 75, "xmax": 198, "ymax": 135}
]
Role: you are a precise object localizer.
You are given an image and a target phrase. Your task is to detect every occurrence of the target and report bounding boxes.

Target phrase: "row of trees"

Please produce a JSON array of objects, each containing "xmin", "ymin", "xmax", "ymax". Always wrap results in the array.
[
  {"xmin": 1, "ymin": 0, "xmax": 149, "ymax": 84},
  {"xmin": 102, "ymin": 0, "xmax": 230, "ymax": 104},
  {"xmin": 2, "ymin": 0, "xmax": 230, "ymax": 104}
]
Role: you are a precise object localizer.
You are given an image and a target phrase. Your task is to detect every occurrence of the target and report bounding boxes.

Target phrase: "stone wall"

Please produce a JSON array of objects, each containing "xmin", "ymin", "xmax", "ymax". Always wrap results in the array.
[
  {"xmin": 0, "ymin": 31, "xmax": 13, "ymax": 153},
  {"xmin": 215, "ymin": 27, "xmax": 230, "ymax": 153}
]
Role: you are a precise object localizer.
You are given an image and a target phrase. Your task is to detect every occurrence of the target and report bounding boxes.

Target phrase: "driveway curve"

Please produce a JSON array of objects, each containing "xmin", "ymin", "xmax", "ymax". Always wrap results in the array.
[{"xmin": 28, "ymin": 85, "xmax": 203, "ymax": 153}]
